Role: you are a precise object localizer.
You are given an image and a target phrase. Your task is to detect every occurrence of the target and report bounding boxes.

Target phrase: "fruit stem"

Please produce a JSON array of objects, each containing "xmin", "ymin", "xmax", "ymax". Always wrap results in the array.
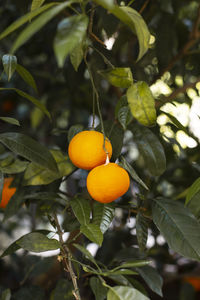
[{"xmin": 83, "ymin": 54, "xmax": 109, "ymax": 155}]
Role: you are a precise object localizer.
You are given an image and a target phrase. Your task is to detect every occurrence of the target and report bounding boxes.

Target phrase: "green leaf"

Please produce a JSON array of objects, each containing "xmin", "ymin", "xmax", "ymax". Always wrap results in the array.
[
  {"xmin": 0, "ymin": 159, "xmax": 28, "ymax": 174},
  {"xmin": 70, "ymin": 42, "xmax": 84, "ymax": 71},
  {"xmin": 0, "ymin": 3, "xmax": 57, "ymax": 41},
  {"xmin": 73, "ymin": 243, "xmax": 99, "ymax": 269},
  {"xmin": 119, "ymin": 156, "xmax": 149, "ymax": 190},
  {"xmin": 3, "ymin": 189, "xmax": 25, "ymax": 221},
  {"xmin": 127, "ymin": 82, "xmax": 156, "ymax": 127},
  {"xmin": 113, "ymin": 259, "xmax": 151, "ymax": 271},
  {"xmin": 68, "ymin": 124, "xmax": 83, "ymax": 142},
  {"xmin": 136, "ymin": 265, "xmax": 163, "ymax": 297},
  {"xmin": 23, "ymin": 149, "xmax": 75, "ymax": 185},
  {"xmin": 98, "ymin": 68, "xmax": 133, "ymax": 88},
  {"xmin": 0, "ymin": 117, "xmax": 20, "ymax": 126},
  {"xmin": 54, "ymin": 14, "xmax": 89, "ymax": 67},
  {"xmin": 93, "ymin": 1, "xmax": 150, "ymax": 61},
  {"xmin": 70, "ymin": 196, "xmax": 91, "ymax": 225},
  {"xmin": 0, "ymin": 88, "xmax": 50, "ymax": 119},
  {"xmin": 109, "ymin": 269, "xmax": 137, "ymax": 276},
  {"xmin": 50, "ymin": 278, "xmax": 74, "ymax": 300},
  {"xmin": 130, "ymin": 124, "xmax": 166, "ymax": 176},
  {"xmin": 90, "ymin": 277, "xmax": 107, "ymax": 300},
  {"xmin": 0, "ymin": 289, "xmax": 11, "ymax": 300},
  {"xmin": 17, "ymin": 232, "xmax": 60, "ymax": 252},
  {"xmin": 0, "ymin": 132, "xmax": 58, "ymax": 173},
  {"xmin": 161, "ymin": 110, "xmax": 189, "ymax": 134},
  {"xmin": 10, "ymin": 2, "xmax": 76, "ymax": 54},
  {"xmin": 92, "ymin": 202, "xmax": 115, "ymax": 233},
  {"xmin": 16, "ymin": 64, "xmax": 37, "ymax": 92},
  {"xmin": 107, "ymin": 286, "xmax": 150, "ymax": 300},
  {"xmin": 117, "ymin": 107, "xmax": 131, "ymax": 130},
  {"xmin": 152, "ymin": 198, "xmax": 200, "ymax": 261},
  {"xmin": 80, "ymin": 224, "xmax": 103, "ymax": 245},
  {"xmin": 186, "ymin": 177, "xmax": 200, "ymax": 205},
  {"xmin": 62, "ymin": 212, "xmax": 80, "ymax": 232},
  {"xmin": 136, "ymin": 212, "xmax": 148, "ymax": 251},
  {"xmin": 2, "ymin": 54, "xmax": 17, "ymax": 81},
  {"xmin": 1, "ymin": 230, "xmax": 51, "ymax": 257},
  {"xmin": 31, "ymin": 0, "xmax": 46, "ymax": 11}
]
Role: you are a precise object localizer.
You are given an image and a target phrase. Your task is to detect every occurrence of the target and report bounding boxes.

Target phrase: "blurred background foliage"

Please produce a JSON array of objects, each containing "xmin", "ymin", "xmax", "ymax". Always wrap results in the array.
[{"xmin": 1, "ymin": 0, "xmax": 200, "ymax": 299}]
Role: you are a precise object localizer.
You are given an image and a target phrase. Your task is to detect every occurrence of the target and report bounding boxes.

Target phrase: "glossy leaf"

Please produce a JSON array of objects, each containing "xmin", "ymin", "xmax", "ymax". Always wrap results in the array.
[
  {"xmin": 16, "ymin": 64, "xmax": 37, "ymax": 92},
  {"xmin": 1, "ymin": 230, "xmax": 51, "ymax": 257},
  {"xmin": 0, "ymin": 159, "xmax": 28, "ymax": 174},
  {"xmin": 0, "ymin": 117, "xmax": 20, "ymax": 126},
  {"xmin": 2, "ymin": 54, "xmax": 17, "ymax": 81},
  {"xmin": 130, "ymin": 125, "xmax": 166, "ymax": 176},
  {"xmin": 152, "ymin": 198, "xmax": 200, "ymax": 261},
  {"xmin": 10, "ymin": 2, "xmax": 75, "ymax": 54},
  {"xmin": 119, "ymin": 156, "xmax": 148, "ymax": 190},
  {"xmin": 0, "ymin": 3, "xmax": 57, "ymax": 41},
  {"xmin": 0, "ymin": 88, "xmax": 50, "ymax": 118},
  {"xmin": 80, "ymin": 224, "xmax": 103, "ymax": 245},
  {"xmin": 186, "ymin": 177, "xmax": 200, "ymax": 205},
  {"xmin": 93, "ymin": 1, "xmax": 150, "ymax": 61},
  {"xmin": 70, "ymin": 196, "xmax": 91, "ymax": 225},
  {"xmin": 23, "ymin": 149, "xmax": 75, "ymax": 185},
  {"xmin": 54, "ymin": 14, "xmax": 89, "ymax": 67},
  {"xmin": 0, "ymin": 289, "xmax": 11, "ymax": 300},
  {"xmin": 98, "ymin": 68, "xmax": 133, "ymax": 88},
  {"xmin": 68, "ymin": 124, "xmax": 83, "ymax": 142},
  {"xmin": 90, "ymin": 277, "xmax": 107, "ymax": 300},
  {"xmin": 107, "ymin": 286, "xmax": 150, "ymax": 300},
  {"xmin": 0, "ymin": 132, "xmax": 58, "ymax": 173},
  {"xmin": 73, "ymin": 243, "xmax": 99, "ymax": 268},
  {"xmin": 17, "ymin": 232, "xmax": 60, "ymax": 252},
  {"xmin": 127, "ymin": 82, "xmax": 156, "ymax": 126},
  {"xmin": 31, "ymin": 0, "xmax": 46, "ymax": 11},
  {"xmin": 92, "ymin": 202, "xmax": 115, "ymax": 233},
  {"xmin": 136, "ymin": 265, "xmax": 163, "ymax": 297},
  {"xmin": 136, "ymin": 212, "xmax": 148, "ymax": 251}
]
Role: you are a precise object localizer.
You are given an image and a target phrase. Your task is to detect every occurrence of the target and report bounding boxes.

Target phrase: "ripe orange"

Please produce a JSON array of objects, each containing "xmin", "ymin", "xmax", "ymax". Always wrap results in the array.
[
  {"xmin": 68, "ymin": 130, "xmax": 112, "ymax": 170},
  {"xmin": 87, "ymin": 163, "xmax": 130, "ymax": 203},
  {"xmin": 0, "ymin": 177, "xmax": 16, "ymax": 209},
  {"xmin": 184, "ymin": 276, "xmax": 200, "ymax": 291}
]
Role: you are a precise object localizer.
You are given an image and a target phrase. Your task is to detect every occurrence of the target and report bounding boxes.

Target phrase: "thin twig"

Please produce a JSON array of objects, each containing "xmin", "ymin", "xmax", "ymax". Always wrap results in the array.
[
  {"xmin": 53, "ymin": 213, "xmax": 81, "ymax": 300},
  {"xmin": 139, "ymin": 0, "xmax": 150, "ymax": 14}
]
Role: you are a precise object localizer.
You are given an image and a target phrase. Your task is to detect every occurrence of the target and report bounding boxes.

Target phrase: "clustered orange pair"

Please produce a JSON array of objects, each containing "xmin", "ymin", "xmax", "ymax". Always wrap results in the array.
[{"xmin": 68, "ymin": 130, "xmax": 130, "ymax": 203}]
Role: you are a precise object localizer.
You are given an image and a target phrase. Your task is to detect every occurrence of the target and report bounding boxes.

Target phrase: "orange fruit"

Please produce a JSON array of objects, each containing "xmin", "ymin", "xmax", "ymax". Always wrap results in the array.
[
  {"xmin": 184, "ymin": 276, "xmax": 200, "ymax": 291},
  {"xmin": 87, "ymin": 163, "xmax": 130, "ymax": 203},
  {"xmin": 68, "ymin": 130, "xmax": 112, "ymax": 170},
  {"xmin": 0, "ymin": 177, "xmax": 16, "ymax": 209}
]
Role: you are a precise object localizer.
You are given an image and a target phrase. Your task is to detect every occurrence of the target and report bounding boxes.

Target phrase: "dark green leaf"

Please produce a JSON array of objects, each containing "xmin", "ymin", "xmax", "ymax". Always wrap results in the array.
[
  {"xmin": 185, "ymin": 178, "xmax": 200, "ymax": 221},
  {"xmin": 16, "ymin": 64, "xmax": 37, "ymax": 92},
  {"xmin": 73, "ymin": 243, "xmax": 99, "ymax": 268},
  {"xmin": 136, "ymin": 212, "xmax": 148, "ymax": 251},
  {"xmin": 23, "ymin": 149, "xmax": 75, "ymax": 185},
  {"xmin": 10, "ymin": 2, "xmax": 75, "ymax": 54},
  {"xmin": 80, "ymin": 224, "xmax": 103, "ymax": 245},
  {"xmin": 3, "ymin": 189, "xmax": 25, "ymax": 221},
  {"xmin": 1, "ymin": 230, "xmax": 51, "ymax": 257},
  {"xmin": 130, "ymin": 125, "xmax": 166, "ymax": 176},
  {"xmin": 136, "ymin": 265, "xmax": 163, "ymax": 297},
  {"xmin": 117, "ymin": 106, "xmax": 132, "ymax": 130},
  {"xmin": 68, "ymin": 124, "xmax": 83, "ymax": 142},
  {"xmin": 119, "ymin": 156, "xmax": 148, "ymax": 190},
  {"xmin": 0, "ymin": 289, "xmax": 11, "ymax": 300},
  {"xmin": 70, "ymin": 196, "xmax": 91, "ymax": 225},
  {"xmin": 54, "ymin": 14, "xmax": 89, "ymax": 67},
  {"xmin": 161, "ymin": 110, "xmax": 189, "ymax": 134},
  {"xmin": 0, "ymin": 117, "xmax": 20, "ymax": 126},
  {"xmin": 62, "ymin": 213, "xmax": 80, "ymax": 232},
  {"xmin": 31, "ymin": 0, "xmax": 46, "ymax": 11},
  {"xmin": 17, "ymin": 232, "xmax": 60, "ymax": 252},
  {"xmin": 0, "ymin": 132, "xmax": 58, "ymax": 173},
  {"xmin": 127, "ymin": 82, "xmax": 156, "ymax": 127},
  {"xmin": 90, "ymin": 277, "xmax": 107, "ymax": 300},
  {"xmin": 152, "ymin": 198, "xmax": 200, "ymax": 261},
  {"xmin": 70, "ymin": 42, "xmax": 84, "ymax": 71},
  {"xmin": 107, "ymin": 286, "xmax": 150, "ymax": 300},
  {"xmin": 109, "ymin": 269, "xmax": 137, "ymax": 276},
  {"xmin": 0, "ymin": 159, "xmax": 28, "ymax": 174},
  {"xmin": 98, "ymin": 68, "xmax": 133, "ymax": 88},
  {"xmin": 93, "ymin": 202, "xmax": 115, "ymax": 234},
  {"xmin": 2, "ymin": 54, "xmax": 17, "ymax": 81},
  {"xmin": 113, "ymin": 260, "xmax": 150, "ymax": 270},
  {"xmin": 0, "ymin": 88, "xmax": 50, "ymax": 118},
  {"xmin": 50, "ymin": 278, "xmax": 74, "ymax": 300},
  {"xmin": 0, "ymin": 3, "xmax": 57, "ymax": 40}
]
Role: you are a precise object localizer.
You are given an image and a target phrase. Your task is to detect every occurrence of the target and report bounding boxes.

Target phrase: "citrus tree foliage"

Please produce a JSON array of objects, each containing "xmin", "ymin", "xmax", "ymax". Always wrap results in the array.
[{"xmin": 0, "ymin": 0, "xmax": 200, "ymax": 299}]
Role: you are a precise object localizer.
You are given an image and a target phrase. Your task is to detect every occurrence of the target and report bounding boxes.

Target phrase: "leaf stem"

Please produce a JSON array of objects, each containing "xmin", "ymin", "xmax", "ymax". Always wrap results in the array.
[{"xmin": 53, "ymin": 213, "xmax": 81, "ymax": 300}]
